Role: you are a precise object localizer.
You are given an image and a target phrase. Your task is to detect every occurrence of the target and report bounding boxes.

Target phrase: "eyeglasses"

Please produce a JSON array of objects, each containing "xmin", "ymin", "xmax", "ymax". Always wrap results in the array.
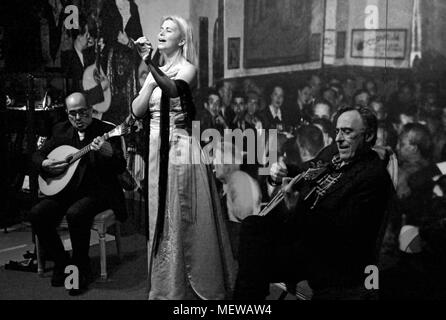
[{"xmin": 67, "ymin": 108, "xmax": 90, "ymax": 118}]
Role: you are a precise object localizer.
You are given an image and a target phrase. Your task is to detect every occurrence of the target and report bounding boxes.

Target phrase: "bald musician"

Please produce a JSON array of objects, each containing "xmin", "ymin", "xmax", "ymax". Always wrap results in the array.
[{"xmin": 30, "ymin": 93, "xmax": 127, "ymax": 296}]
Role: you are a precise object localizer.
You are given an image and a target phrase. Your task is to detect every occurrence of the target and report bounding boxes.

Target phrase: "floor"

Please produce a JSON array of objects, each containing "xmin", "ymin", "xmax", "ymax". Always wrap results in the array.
[
  {"xmin": 0, "ymin": 223, "xmax": 148, "ymax": 300},
  {"xmin": 0, "ymin": 223, "xmax": 291, "ymax": 300}
]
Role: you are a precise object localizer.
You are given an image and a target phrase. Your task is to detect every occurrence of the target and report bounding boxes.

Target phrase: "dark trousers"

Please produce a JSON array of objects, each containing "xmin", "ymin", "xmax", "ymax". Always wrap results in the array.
[
  {"xmin": 233, "ymin": 215, "xmax": 306, "ymax": 300},
  {"xmin": 234, "ymin": 215, "xmax": 380, "ymax": 300},
  {"xmin": 30, "ymin": 194, "xmax": 107, "ymax": 272}
]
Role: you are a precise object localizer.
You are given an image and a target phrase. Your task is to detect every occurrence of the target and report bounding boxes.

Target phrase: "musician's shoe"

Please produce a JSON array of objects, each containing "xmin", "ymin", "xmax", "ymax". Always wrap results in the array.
[
  {"xmin": 50, "ymin": 253, "xmax": 71, "ymax": 287},
  {"xmin": 68, "ymin": 272, "xmax": 90, "ymax": 296},
  {"xmin": 51, "ymin": 267, "xmax": 67, "ymax": 287}
]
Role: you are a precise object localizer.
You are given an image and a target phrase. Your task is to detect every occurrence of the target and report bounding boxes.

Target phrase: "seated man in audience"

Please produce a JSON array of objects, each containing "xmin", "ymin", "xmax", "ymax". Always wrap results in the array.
[
  {"xmin": 30, "ymin": 93, "xmax": 127, "ymax": 296},
  {"xmin": 321, "ymin": 87, "xmax": 338, "ymax": 113},
  {"xmin": 386, "ymin": 82, "xmax": 417, "ymax": 124},
  {"xmin": 293, "ymin": 82, "xmax": 314, "ymax": 126},
  {"xmin": 309, "ymin": 74, "xmax": 323, "ymax": 99},
  {"xmin": 363, "ymin": 79, "xmax": 379, "ymax": 100},
  {"xmin": 217, "ymin": 79, "xmax": 236, "ymax": 125},
  {"xmin": 258, "ymin": 86, "xmax": 292, "ymax": 133},
  {"xmin": 200, "ymin": 88, "xmax": 229, "ymax": 135},
  {"xmin": 396, "ymin": 123, "xmax": 435, "ymax": 227},
  {"xmin": 312, "ymin": 99, "xmax": 333, "ymax": 121},
  {"xmin": 244, "ymin": 91, "xmax": 264, "ymax": 130},
  {"xmin": 230, "ymin": 92, "xmax": 252, "ymax": 130},
  {"xmin": 352, "ymin": 89, "xmax": 371, "ymax": 108},
  {"xmin": 234, "ymin": 106, "xmax": 393, "ymax": 300}
]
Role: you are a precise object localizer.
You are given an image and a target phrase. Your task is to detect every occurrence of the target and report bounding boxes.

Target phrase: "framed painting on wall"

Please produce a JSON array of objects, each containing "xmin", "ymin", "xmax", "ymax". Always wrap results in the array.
[
  {"xmin": 351, "ymin": 29, "xmax": 407, "ymax": 59},
  {"xmin": 243, "ymin": 0, "xmax": 312, "ymax": 68},
  {"xmin": 228, "ymin": 37, "xmax": 241, "ymax": 69}
]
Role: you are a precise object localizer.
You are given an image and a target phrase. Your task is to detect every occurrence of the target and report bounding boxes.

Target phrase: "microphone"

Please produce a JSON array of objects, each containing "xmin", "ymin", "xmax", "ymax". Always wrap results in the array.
[{"xmin": 131, "ymin": 38, "xmax": 153, "ymax": 65}]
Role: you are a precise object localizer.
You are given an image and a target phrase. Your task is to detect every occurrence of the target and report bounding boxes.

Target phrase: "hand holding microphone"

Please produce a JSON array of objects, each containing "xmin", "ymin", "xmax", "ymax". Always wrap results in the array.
[{"xmin": 134, "ymin": 36, "xmax": 153, "ymax": 63}]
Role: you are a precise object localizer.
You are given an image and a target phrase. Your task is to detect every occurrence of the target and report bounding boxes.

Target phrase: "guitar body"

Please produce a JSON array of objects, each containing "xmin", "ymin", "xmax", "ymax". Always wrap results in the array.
[
  {"xmin": 38, "ymin": 145, "xmax": 82, "ymax": 196},
  {"xmin": 37, "ymin": 118, "xmax": 132, "ymax": 196},
  {"xmin": 82, "ymin": 64, "xmax": 111, "ymax": 114}
]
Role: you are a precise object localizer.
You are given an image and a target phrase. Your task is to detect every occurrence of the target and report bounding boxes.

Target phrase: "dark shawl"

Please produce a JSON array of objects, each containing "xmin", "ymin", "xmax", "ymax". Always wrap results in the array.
[{"xmin": 152, "ymin": 79, "xmax": 196, "ymax": 254}]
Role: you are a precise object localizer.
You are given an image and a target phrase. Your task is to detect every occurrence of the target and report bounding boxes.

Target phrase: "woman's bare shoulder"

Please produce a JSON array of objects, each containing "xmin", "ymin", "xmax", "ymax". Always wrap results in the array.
[
  {"xmin": 176, "ymin": 59, "xmax": 197, "ymax": 84},
  {"xmin": 180, "ymin": 59, "xmax": 197, "ymax": 73}
]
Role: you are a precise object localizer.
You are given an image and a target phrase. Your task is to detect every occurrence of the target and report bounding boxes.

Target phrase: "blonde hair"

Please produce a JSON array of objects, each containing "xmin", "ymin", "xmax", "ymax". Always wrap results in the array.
[{"xmin": 160, "ymin": 15, "xmax": 198, "ymax": 66}]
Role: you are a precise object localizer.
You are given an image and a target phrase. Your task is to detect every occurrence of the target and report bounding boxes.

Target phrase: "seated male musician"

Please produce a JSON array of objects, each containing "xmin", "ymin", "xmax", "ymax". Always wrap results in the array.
[
  {"xmin": 234, "ymin": 105, "xmax": 394, "ymax": 300},
  {"xmin": 30, "ymin": 93, "xmax": 127, "ymax": 296}
]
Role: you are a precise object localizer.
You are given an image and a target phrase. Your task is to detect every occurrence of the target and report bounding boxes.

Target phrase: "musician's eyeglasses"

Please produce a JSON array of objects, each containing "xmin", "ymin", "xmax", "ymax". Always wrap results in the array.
[{"xmin": 67, "ymin": 108, "xmax": 90, "ymax": 118}]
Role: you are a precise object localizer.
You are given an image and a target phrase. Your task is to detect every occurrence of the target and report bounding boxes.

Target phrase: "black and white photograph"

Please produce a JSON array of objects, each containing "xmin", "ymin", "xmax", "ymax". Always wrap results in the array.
[{"xmin": 1, "ymin": 0, "xmax": 446, "ymax": 311}]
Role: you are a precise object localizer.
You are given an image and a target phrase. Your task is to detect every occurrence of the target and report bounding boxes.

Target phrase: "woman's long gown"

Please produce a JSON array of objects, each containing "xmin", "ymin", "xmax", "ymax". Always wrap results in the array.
[{"xmin": 145, "ymin": 63, "xmax": 237, "ymax": 300}]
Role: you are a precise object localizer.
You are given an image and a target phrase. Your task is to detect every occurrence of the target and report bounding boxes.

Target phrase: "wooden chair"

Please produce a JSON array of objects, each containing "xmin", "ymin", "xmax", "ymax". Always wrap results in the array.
[{"xmin": 35, "ymin": 210, "xmax": 122, "ymax": 280}]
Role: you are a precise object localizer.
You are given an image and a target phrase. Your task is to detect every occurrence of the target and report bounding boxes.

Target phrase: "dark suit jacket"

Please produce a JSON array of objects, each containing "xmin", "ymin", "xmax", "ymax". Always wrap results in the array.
[
  {"xmin": 291, "ymin": 149, "xmax": 394, "ymax": 290},
  {"xmin": 258, "ymin": 106, "xmax": 294, "ymax": 131},
  {"xmin": 199, "ymin": 109, "xmax": 227, "ymax": 135},
  {"xmin": 32, "ymin": 119, "xmax": 128, "ymax": 221}
]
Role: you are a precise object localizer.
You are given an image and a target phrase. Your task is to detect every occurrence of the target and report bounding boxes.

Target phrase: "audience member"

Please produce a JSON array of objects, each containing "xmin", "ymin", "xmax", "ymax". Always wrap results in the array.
[
  {"xmin": 312, "ymin": 99, "xmax": 332, "ymax": 120},
  {"xmin": 258, "ymin": 86, "xmax": 292, "ymax": 133},
  {"xmin": 217, "ymin": 79, "xmax": 236, "ymax": 125},
  {"xmin": 200, "ymin": 88, "xmax": 228, "ymax": 134},
  {"xmin": 396, "ymin": 123, "xmax": 434, "ymax": 227}
]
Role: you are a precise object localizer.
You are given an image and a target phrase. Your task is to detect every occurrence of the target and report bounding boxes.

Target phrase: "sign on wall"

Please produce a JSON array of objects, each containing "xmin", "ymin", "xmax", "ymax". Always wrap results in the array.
[
  {"xmin": 243, "ymin": 0, "xmax": 312, "ymax": 68},
  {"xmin": 351, "ymin": 29, "xmax": 407, "ymax": 59}
]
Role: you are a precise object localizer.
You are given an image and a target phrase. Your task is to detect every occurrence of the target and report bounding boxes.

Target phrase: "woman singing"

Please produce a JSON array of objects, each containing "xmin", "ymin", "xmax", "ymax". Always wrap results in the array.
[{"xmin": 132, "ymin": 15, "xmax": 236, "ymax": 300}]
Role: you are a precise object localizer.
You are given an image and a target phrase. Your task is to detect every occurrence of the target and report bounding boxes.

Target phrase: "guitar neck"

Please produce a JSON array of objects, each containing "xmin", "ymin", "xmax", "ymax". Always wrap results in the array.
[{"xmin": 68, "ymin": 132, "xmax": 110, "ymax": 164}]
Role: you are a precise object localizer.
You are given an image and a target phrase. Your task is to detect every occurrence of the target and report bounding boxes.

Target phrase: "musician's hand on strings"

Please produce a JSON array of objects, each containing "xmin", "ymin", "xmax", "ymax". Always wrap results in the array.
[
  {"xmin": 91, "ymin": 137, "xmax": 113, "ymax": 157},
  {"xmin": 42, "ymin": 159, "xmax": 68, "ymax": 176},
  {"xmin": 117, "ymin": 31, "xmax": 130, "ymax": 46},
  {"xmin": 282, "ymin": 177, "xmax": 300, "ymax": 211},
  {"xmin": 93, "ymin": 69, "xmax": 110, "ymax": 91},
  {"xmin": 98, "ymin": 38, "xmax": 105, "ymax": 52},
  {"xmin": 270, "ymin": 157, "xmax": 288, "ymax": 185}
]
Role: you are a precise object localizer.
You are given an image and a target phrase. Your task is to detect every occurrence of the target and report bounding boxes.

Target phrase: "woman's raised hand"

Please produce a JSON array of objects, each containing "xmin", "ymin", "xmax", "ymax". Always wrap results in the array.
[{"xmin": 134, "ymin": 36, "xmax": 153, "ymax": 60}]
